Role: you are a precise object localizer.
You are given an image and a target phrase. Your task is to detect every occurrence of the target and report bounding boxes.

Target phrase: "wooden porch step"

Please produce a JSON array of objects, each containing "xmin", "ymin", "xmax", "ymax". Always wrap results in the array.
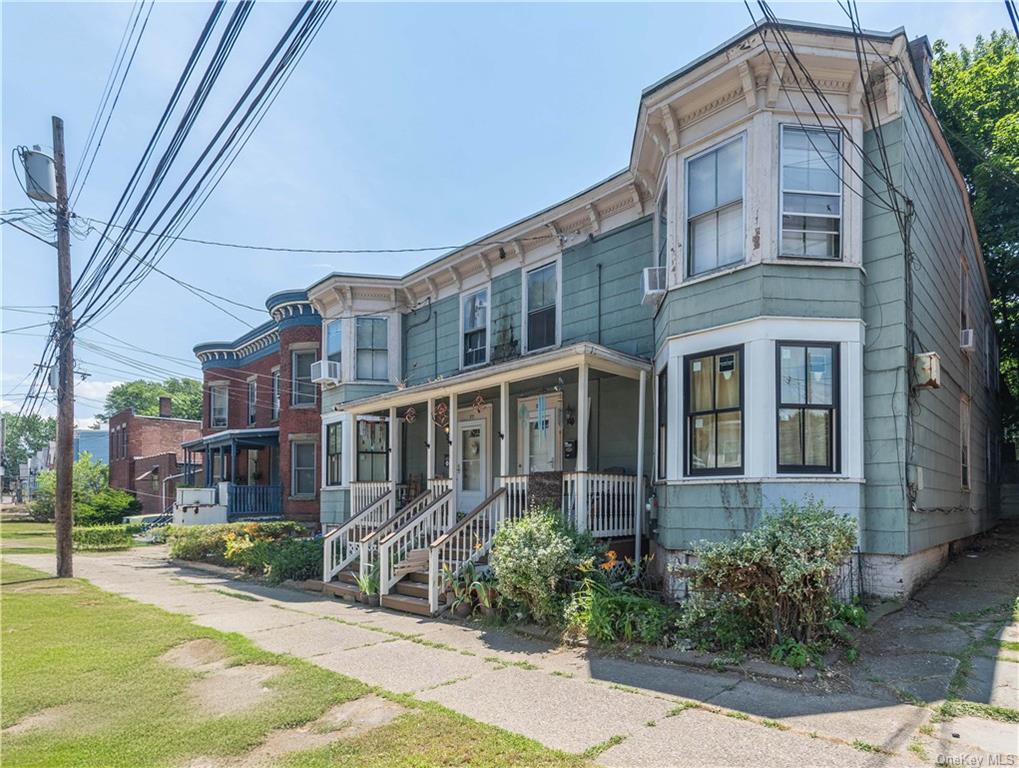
[
  {"xmin": 392, "ymin": 548, "xmax": 428, "ymax": 580},
  {"xmin": 336, "ymin": 569, "xmax": 358, "ymax": 586},
  {"xmin": 380, "ymin": 592, "xmax": 432, "ymax": 616},
  {"xmin": 394, "ymin": 576, "xmax": 430, "ymax": 600},
  {"xmin": 322, "ymin": 581, "xmax": 359, "ymax": 601}
]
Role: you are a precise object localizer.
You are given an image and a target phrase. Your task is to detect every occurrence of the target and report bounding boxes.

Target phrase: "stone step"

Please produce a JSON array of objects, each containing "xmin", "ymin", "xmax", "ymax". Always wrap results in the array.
[{"xmin": 380, "ymin": 592, "xmax": 432, "ymax": 616}]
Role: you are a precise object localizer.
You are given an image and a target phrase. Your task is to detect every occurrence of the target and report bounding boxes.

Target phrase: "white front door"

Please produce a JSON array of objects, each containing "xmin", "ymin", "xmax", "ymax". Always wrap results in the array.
[
  {"xmin": 523, "ymin": 408, "xmax": 559, "ymax": 473},
  {"xmin": 457, "ymin": 420, "xmax": 487, "ymax": 513}
]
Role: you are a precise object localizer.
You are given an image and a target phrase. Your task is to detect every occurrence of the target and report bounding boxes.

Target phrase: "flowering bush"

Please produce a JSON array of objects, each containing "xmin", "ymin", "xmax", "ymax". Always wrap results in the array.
[
  {"xmin": 565, "ymin": 577, "xmax": 676, "ymax": 645},
  {"xmin": 679, "ymin": 497, "xmax": 857, "ymax": 651},
  {"xmin": 489, "ymin": 508, "xmax": 580, "ymax": 624}
]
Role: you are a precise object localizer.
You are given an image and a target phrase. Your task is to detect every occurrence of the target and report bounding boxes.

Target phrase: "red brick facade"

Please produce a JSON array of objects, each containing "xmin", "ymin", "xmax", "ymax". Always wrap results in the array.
[{"xmin": 108, "ymin": 407, "xmax": 201, "ymax": 517}]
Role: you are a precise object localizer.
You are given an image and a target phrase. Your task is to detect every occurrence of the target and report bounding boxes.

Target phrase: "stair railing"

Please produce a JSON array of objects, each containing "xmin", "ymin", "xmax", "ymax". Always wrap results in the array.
[
  {"xmin": 427, "ymin": 488, "xmax": 507, "ymax": 614},
  {"xmin": 377, "ymin": 490, "xmax": 453, "ymax": 598},
  {"xmin": 321, "ymin": 487, "xmax": 395, "ymax": 582},
  {"xmin": 358, "ymin": 488, "xmax": 435, "ymax": 579}
]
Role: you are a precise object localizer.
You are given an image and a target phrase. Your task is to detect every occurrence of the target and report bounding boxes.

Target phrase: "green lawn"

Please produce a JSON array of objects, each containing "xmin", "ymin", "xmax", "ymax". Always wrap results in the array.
[
  {"xmin": 0, "ymin": 521, "xmax": 55, "ymax": 554},
  {"xmin": 0, "ymin": 561, "xmax": 585, "ymax": 768}
]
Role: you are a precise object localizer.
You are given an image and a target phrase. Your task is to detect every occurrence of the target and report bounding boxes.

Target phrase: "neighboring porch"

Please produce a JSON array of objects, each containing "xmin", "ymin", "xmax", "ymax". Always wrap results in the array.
[
  {"xmin": 322, "ymin": 343, "xmax": 652, "ymax": 615},
  {"xmin": 181, "ymin": 428, "xmax": 282, "ymax": 520}
]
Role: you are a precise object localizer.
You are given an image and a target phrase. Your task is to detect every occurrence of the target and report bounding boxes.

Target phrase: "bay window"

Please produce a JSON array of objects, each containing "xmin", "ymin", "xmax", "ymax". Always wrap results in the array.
[
  {"xmin": 356, "ymin": 317, "xmax": 388, "ymax": 381},
  {"xmin": 657, "ymin": 367, "xmax": 668, "ymax": 479},
  {"xmin": 462, "ymin": 288, "xmax": 489, "ymax": 367},
  {"xmin": 357, "ymin": 419, "xmax": 388, "ymax": 482},
  {"xmin": 687, "ymin": 136, "xmax": 744, "ymax": 276},
  {"xmin": 326, "ymin": 422, "xmax": 342, "ymax": 486},
  {"xmin": 326, "ymin": 319, "xmax": 342, "ymax": 364},
  {"xmin": 685, "ymin": 347, "xmax": 743, "ymax": 474},
  {"xmin": 777, "ymin": 343, "xmax": 839, "ymax": 473},
  {"xmin": 525, "ymin": 262, "xmax": 558, "ymax": 352},
  {"xmin": 656, "ymin": 187, "xmax": 668, "ymax": 268},
  {"xmin": 780, "ymin": 126, "xmax": 842, "ymax": 259}
]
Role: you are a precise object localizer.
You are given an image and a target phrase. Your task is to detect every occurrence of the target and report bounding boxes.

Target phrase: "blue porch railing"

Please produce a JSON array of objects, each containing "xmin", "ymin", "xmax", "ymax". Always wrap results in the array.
[{"xmin": 227, "ymin": 484, "xmax": 283, "ymax": 518}]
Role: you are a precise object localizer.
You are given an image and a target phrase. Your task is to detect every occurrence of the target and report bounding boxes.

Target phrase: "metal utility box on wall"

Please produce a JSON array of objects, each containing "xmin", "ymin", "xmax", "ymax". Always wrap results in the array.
[{"xmin": 913, "ymin": 351, "xmax": 941, "ymax": 389}]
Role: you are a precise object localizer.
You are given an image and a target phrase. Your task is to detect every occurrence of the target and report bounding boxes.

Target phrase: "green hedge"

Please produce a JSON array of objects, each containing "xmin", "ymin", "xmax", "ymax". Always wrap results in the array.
[
  {"xmin": 165, "ymin": 521, "xmax": 306, "ymax": 565},
  {"xmin": 72, "ymin": 525, "xmax": 134, "ymax": 551},
  {"xmin": 225, "ymin": 538, "xmax": 321, "ymax": 584}
]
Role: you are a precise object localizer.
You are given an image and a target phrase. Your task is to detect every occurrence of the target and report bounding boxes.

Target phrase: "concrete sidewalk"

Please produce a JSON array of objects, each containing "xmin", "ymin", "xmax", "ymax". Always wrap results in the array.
[{"xmin": 7, "ymin": 528, "xmax": 1018, "ymax": 767}]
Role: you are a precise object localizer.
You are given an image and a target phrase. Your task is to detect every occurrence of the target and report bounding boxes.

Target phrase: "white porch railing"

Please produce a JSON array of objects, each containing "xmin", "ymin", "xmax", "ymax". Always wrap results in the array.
[
  {"xmin": 427, "ymin": 488, "xmax": 507, "ymax": 613},
  {"xmin": 322, "ymin": 491, "xmax": 394, "ymax": 582},
  {"xmin": 496, "ymin": 475, "xmax": 528, "ymax": 520},
  {"xmin": 358, "ymin": 488, "xmax": 436, "ymax": 579},
  {"xmin": 350, "ymin": 481, "xmax": 392, "ymax": 515},
  {"xmin": 428, "ymin": 476, "xmax": 452, "ymax": 495},
  {"xmin": 562, "ymin": 472, "xmax": 637, "ymax": 538},
  {"xmin": 378, "ymin": 490, "xmax": 454, "ymax": 597}
]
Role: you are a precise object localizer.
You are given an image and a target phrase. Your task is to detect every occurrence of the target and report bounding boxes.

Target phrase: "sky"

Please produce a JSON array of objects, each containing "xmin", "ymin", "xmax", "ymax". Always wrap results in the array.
[{"xmin": 1, "ymin": 1, "xmax": 1011, "ymax": 429}]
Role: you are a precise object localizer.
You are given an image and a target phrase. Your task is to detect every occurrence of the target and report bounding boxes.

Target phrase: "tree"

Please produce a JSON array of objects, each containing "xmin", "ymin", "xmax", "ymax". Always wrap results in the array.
[
  {"xmin": 931, "ymin": 31, "xmax": 1019, "ymax": 436},
  {"xmin": 31, "ymin": 452, "xmax": 140, "ymax": 524},
  {"xmin": 2, "ymin": 414, "xmax": 56, "ymax": 482},
  {"xmin": 97, "ymin": 378, "xmax": 202, "ymax": 422}
]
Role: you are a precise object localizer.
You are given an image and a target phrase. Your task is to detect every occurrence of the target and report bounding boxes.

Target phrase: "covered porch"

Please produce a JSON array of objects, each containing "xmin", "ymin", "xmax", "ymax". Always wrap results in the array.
[
  {"xmin": 338, "ymin": 343, "xmax": 652, "ymax": 551},
  {"xmin": 182, "ymin": 428, "xmax": 282, "ymax": 519}
]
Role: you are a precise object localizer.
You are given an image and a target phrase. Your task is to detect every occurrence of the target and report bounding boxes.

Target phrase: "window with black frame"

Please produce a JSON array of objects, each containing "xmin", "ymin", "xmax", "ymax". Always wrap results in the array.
[
  {"xmin": 525, "ymin": 262, "xmax": 557, "ymax": 351},
  {"xmin": 777, "ymin": 343, "xmax": 839, "ymax": 472},
  {"xmin": 657, "ymin": 367, "xmax": 668, "ymax": 479},
  {"xmin": 357, "ymin": 419, "xmax": 388, "ymax": 482},
  {"xmin": 685, "ymin": 348, "xmax": 742, "ymax": 474},
  {"xmin": 462, "ymin": 288, "xmax": 488, "ymax": 367},
  {"xmin": 356, "ymin": 317, "xmax": 388, "ymax": 381},
  {"xmin": 326, "ymin": 422, "xmax": 342, "ymax": 486}
]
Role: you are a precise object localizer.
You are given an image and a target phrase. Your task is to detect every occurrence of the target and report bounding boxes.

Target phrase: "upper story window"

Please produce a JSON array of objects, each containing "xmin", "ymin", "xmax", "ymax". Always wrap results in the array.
[
  {"xmin": 356, "ymin": 317, "xmax": 389, "ymax": 381},
  {"xmin": 685, "ymin": 347, "xmax": 743, "ymax": 475},
  {"xmin": 271, "ymin": 368, "xmax": 280, "ymax": 421},
  {"xmin": 655, "ymin": 187, "xmax": 668, "ymax": 268},
  {"xmin": 247, "ymin": 379, "xmax": 256, "ymax": 426},
  {"xmin": 210, "ymin": 384, "xmax": 228, "ymax": 428},
  {"xmin": 777, "ymin": 343, "xmax": 839, "ymax": 473},
  {"xmin": 780, "ymin": 126, "xmax": 842, "ymax": 259},
  {"xmin": 687, "ymin": 136, "xmax": 744, "ymax": 277},
  {"xmin": 326, "ymin": 319, "xmax": 342, "ymax": 364},
  {"xmin": 960, "ymin": 257, "xmax": 970, "ymax": 330},
  {"xmin": 525, "ymin": 262, "xmax": 558, "ymax": 352},
  {"xmin": 291, "ymin": 351, "xmax": 316, "ymax": 406},
  {"xmin": 462, "ymin": 288, "xmax": 489, "ymax": 367}
]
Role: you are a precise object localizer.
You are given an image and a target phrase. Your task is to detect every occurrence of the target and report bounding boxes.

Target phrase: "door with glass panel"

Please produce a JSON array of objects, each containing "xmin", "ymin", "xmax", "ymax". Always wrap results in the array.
[
  {"xmin": 457, "ymin": 420, "xmax": 487, "ymax": 513},
  {"xmin": 523, "ymin": 409, "xmax": 559, "ymax": 473}
]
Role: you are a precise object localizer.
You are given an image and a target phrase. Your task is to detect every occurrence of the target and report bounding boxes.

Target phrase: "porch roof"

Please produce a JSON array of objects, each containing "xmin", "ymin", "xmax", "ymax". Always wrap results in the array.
[
  {"xmin": 182, "ymin": 427, "xmax": 279, "ymax": 452},
  {"xmin": 340, "ymin": 342, "xmax": 651, "ymax": 415}
]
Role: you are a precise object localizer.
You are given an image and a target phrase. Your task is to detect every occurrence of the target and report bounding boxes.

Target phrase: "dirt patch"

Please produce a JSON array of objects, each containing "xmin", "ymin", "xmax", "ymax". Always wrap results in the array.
[
  {"xmin": 160, "ymin": 639, "xmax": 230, "ymax": 672},
  {"xmin": 3, "ymin": 704, "xmax": 76, "ymax": 736},
  {"xmin": 188, "ymin": 664, "xmax": 284, "ymax": 717},
  {"xmin": 180, "ymin": 695, "xmax": 409, "ymax": 767}
]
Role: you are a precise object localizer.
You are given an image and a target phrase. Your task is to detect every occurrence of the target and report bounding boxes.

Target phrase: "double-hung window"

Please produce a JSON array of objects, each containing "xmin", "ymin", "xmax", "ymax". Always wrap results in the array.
[
  {"xmin": 687, "ymin": 136, "xmax": 743, "ymax": 276},
  {"xmin": 247, "ymin": 379, "xmax": 256, "ymax": 425},
  {"xmin": 777, "ymin": 343, "xmax": 839, "ymax": 473},
  {"xmin": 356, "ymin": 317, "xmax": 388, "ymax": 381},
  {"xmin": 271, "ymin": 368, "xmax": 280, "ymax": 420},
  {"xmin": 960, "ymin": 397, "xmax": 971, "ymax": 490},
  {"xmin": 357, "ymin": 419, "xmax": 388, "ymax": 482},
  {"xmin": 656, "ymin": 188, "xmax": 668, "ymax": 268},
  {"xmin": 685, "ymin": 347, "xmax": 743, "ymax": 474},
  {"xmin": 780, "ymin": 126, "xmax": 842, "ymax": 259},
  {"xmin": 326, "ymin": 319, "xmax": 342, "ymax": 364},
  {"xmin": 462, "ymin": 288, "xmax": 489, "ymax": 367},
  {"xmin": 291, "ymin": 441, "xmax": 316, "ymax": 496},
  {"xmin": 326, "ymin": 422, "xmax": 342, "ymax": 486},
  {"xmin": 657, "ymin": 367, "xmax": 668, "ymax": 479},
  {"xmin": 210, "ymin": 384, "xmax": 228, "ymax": 428},
  {"xmin": 291, "ymin": 351, "xmax": 316, "ymax": 406},
  {"xmin": 525, "ymin": 262, "xmax": 557, "ymax": 352}
]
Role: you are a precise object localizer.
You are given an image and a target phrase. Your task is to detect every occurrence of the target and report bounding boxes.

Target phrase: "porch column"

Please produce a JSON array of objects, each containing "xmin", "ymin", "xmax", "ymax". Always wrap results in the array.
[
  {"xmin": 499, "ymin": 381, "xmax": 509, "ymax": 478},
  {"xmin": 230, "ymin": 442, "xmax": 238, "ymax": 483},
  {"xmin": 577, "ymin": 362, "xmax": 589, "ymax": 532},
  {"xmin": 388, "ymin": 407, "xmax": 399, "ymax": 492},
  {"xmin": 635, "ymin": 369, "xmax": 647, "ymax": 564},
  {"xmin": 426, "ymin": 397, "xmax": 435, "ymax": 486},
  {"xmin": 344, "ymin": 415, "xmax": 356, "ymax": 486},
  {"xmin": 203, "ymin": 449, "xmax": 210, "ymax": 486},
  {"xmin": 448, "ymin": 394, "xmax": 459, "ymax": 513}
]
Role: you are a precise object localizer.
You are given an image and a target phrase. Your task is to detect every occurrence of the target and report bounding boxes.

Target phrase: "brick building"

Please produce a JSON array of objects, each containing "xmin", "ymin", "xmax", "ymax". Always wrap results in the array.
[
  {"xmin": 108, "ymin": 397, "xmax": 201, "ymax": 516},
  {"xmin": 182, "ymin": 289, "xmax": 321, "ymax": 524}
]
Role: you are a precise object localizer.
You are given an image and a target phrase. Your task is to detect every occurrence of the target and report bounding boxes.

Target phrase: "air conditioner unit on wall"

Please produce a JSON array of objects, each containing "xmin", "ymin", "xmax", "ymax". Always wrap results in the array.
[
  {"xmin": 310, "ymin": 360, "xmax": 341, "ymax": 385},
  {"xmin": 641, "ymin": 266, "xmax": 666, "ymax": 306},
  {"xmin": 960, "ymin": 329, "xmax": 976, "ymax": 354}
]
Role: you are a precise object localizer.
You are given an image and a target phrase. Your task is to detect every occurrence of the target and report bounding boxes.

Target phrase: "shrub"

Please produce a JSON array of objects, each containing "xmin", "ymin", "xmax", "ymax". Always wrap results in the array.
[
  {"xmin": 565, "ymin": 578, "xmax": 676, "ymax": 645},
  {"xmin": 72, "ymin": 524, "xmax": 134, "ymax": 551},
  {"xmin": 225, "ymin": 537, "xmax": 321, "ymax": 584},
  {"xmin": 31, "ymin": 453, "xmax": 115, "ymax": 522},
  {"xmin": 680, "ymin": 497, "xmax": 857, "ymax": 651},
  {"xmin": 76, "ymin": 487, "xmax": 141, "ymax": 526},
  {"xmin": 166, "ymin": 521, "xmax": 306, "ymax": 564},
  {"xmin": 489, "ymin": 508, "xmax": 580, "ymax": 625}
]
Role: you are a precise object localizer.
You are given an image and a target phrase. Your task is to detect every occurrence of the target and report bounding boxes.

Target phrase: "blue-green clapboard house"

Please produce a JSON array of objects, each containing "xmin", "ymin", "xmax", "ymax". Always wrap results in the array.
[{"xmin": 281, "ymin": 19, "xmax": 1000, "ymax": 606}]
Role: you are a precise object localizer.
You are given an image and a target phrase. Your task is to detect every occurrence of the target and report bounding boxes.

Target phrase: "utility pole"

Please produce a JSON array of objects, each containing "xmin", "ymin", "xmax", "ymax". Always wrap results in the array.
[{"xmin": 52, "ymin": 116, "xmax": 74, "ymax": 578}]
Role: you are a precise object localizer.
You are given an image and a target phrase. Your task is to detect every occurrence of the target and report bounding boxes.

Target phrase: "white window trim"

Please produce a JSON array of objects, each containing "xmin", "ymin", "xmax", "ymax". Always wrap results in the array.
[
  {"xmin": 324, "ymin": 318, "xmax": 343, "ymax": 367},
  {"xmin": 291, "ymin": 439, "xmax": 317, "ymax": 498},
  {"xmin": 270, "ymin": 366, "xmax": 280, "ymax": 422},
  {"xmin": 353, "ymin": 315, "xmax": 392, "ymax": 383},
  {"xmin": 778, "ymin": 124, "xmax": 844, "ymax": 261},
  {"xmin": 209, "ymin": 381, "xmax": 229, "ymax": 429},
  {"xmin": 684, "ymin": 132, "xmax": 747, "ymax": 279},
  {"xmin": 320, "ymin": 412, "xmax": 352, "ymax": 490},
  {"xmin": 654, "ymin": 181, "xmax": 669, "ymax": 270},
  {"xmin": 459, "ymin": 284, "xmax": 492, "ymax": 370},
  {"xmin": 515, "ymin": 392, "xmax": 563, "ymax": 473},
  {"xmin": 521, "ymin": 256, "xmax": 562, "ymax": 355},
  {"xmin": 291, "ymin": 349, "xmax": 317, "ymax": 407}
]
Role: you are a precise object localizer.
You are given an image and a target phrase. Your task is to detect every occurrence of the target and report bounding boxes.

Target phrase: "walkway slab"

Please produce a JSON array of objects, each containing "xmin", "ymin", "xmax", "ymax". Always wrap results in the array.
[
  {"xmin": 417, "ymin": 666, "xmax": 673, "ymax": 753},
  {"xmin": 249, "ymin": 618, "xmax": 393, "ymax": 656}
]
